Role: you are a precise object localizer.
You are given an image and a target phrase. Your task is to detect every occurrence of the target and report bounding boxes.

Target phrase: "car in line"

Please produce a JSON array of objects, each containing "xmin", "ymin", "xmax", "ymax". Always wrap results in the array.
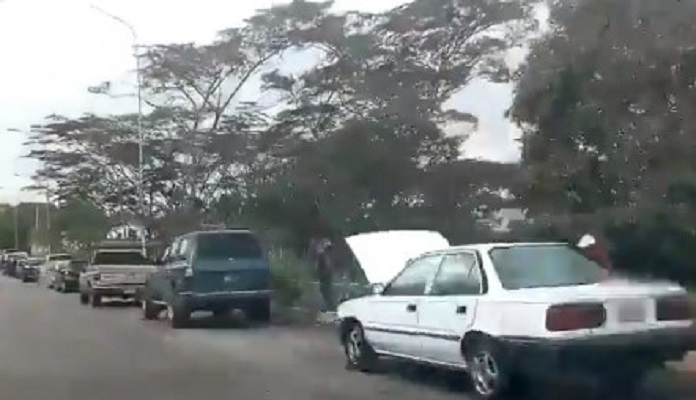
[
  {"xmin": 2, "ymin": 251, "xmax": 28, "ymax": 278},
  {"xmin": 141, "ymin": 229, "xmax": 271, "ymax": 328},
  {"xmin": 52, "ymin": 260, "xmax": 88, "ymax": 293},
  {"xmin": 16, "ymin": 257, "xmax": 43, "ymax": 282},
  {"xmin": 336, "ymin": 230, "xmax": 696, "ymax": 400},
  {"xmin": 79, "ymin": 242, "xmax": 156, "ymax": 307},
  {"xmin": 42, "ymin": 253, "xmax": 73, "ymax": 288}
]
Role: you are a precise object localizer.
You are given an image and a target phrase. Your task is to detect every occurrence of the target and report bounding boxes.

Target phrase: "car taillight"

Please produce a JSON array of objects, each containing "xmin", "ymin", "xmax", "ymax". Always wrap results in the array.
[
  {"xmin": 656, "ymin": 295, "xmax": 691, "ymax": 321},
  {"xmin": 546, "ymin": 303, "xmax": 606, "ymax": 332}
]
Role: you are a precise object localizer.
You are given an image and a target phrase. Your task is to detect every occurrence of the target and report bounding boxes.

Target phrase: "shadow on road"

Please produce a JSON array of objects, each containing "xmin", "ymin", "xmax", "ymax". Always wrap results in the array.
[{"xmin": 365, "ymin": 358, "xmax": 695, "ymax": 400}]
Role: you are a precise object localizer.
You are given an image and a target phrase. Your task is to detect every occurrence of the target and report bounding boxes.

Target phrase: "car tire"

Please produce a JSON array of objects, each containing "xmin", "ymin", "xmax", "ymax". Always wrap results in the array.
[
  {"xmin": 21, "ymin": 276, "xmax": 28, "ymax": 283},
  {"xmin": 168, "ymin": 298, "xmax": 190, "ymax": 329},
  {"xmin": 79, "ymin": 293, "xmax": 89, "ymax": 305},
  {"xmin": 90, "ymin": 292, "xmax": 103, "ymax": 308},
  {"xmin": 247, "ymin": 298, "xmax": 271, "ymax": 323},
  {"xmin": 343, "ymin": 322, "xmax": 378, "ymax": 372},
  {"xmin": 142, "ymin": 298, "xmax": 160, "ymax": 320},
  {"xmin": 464, "ymin": 337, "xmax": 511, "ymax": 400}
]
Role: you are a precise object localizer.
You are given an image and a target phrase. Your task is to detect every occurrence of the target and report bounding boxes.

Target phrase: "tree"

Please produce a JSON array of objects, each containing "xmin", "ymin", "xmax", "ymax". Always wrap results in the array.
[{"xmin": 511, "ymin": 0, "xmax": 696, "ymax": 219}]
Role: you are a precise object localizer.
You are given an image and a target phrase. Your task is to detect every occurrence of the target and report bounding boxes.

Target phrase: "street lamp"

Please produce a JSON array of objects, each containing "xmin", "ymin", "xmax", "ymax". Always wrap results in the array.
[{"xmin": 90, "ymin": 4, "xmax": 146, "ymax": 254}]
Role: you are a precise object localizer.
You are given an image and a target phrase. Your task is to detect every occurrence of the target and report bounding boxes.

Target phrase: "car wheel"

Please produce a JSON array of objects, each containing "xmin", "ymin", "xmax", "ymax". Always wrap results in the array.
[
  {"xmin": 343, "ymin": 322, "xmax": 377, "ymax": 372},
  {"xmin": 142, "ymin": 298, "xmax": 160, "ymax": 320},
  {"xmin": 465, "ymin": 337, "xmax": 511, "ymax": 400},
  {"xmin": 168, "ymin": 298, "xmax": 190, "ymax": 329},
  {"xmin": 90, "ymin": 292, "xmax": 103, "ymax": 308},
  {"xmin": 247, "ymin": 298, "xmax": 271, "ymax": 323},
  {"xmin": 79, "ymin": 293, "xmax": 89, "ymax": 305}
]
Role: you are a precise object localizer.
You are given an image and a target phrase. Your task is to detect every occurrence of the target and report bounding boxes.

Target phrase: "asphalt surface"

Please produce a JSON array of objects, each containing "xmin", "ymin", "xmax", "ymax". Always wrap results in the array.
[{"xmin": 0, "ymin": 276, "xmax": 693, "ymax": 400}]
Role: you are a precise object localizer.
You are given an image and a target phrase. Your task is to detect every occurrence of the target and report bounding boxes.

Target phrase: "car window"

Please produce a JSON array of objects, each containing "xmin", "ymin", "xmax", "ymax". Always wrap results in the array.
[
  {"xmin": 430, "ymin": 252, "xmax": 482, "ymax": 296},
  {"xmin": 49, "ymin": 254, "xmax": 72, "ymax": 261},
  {"xmin": 179, "ymin": 237, "xmax": 194, "ymax": 260},
  {"xmin": 489, "ymin": 245, "xmax": 606, "ymax": 290},
  {"xmin": 383, "ymin": 255, "xmax": 443, "ymax": 296},
  {"xmin": 169, "ymin": 239, "xmax": 182, "ymax": 260},
  {"xmin": 92, "ymin": 251, "xmax": 148, "ymax": 265},
  {"xmin": 196, "ymin": 232, "xmax": 262, "ymax": 260}
]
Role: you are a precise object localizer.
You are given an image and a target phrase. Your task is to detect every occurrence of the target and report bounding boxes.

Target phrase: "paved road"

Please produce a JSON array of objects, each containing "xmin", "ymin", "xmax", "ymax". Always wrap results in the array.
[{"xmin": 0, "ymin": 276, "xmax": 693, "ymax": 400}]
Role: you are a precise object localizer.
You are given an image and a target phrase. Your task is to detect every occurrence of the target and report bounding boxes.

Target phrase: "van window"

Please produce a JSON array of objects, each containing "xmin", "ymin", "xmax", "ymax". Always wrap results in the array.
[{"xmin": 196, "ymin": 233, "xmax": 262, "ymax": 259}]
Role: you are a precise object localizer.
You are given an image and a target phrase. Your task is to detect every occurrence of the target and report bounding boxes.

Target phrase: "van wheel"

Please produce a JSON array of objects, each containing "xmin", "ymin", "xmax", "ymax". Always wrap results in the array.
[
  {"xmin": 465, "ymin": 337, "xmax": 511, "ymax": 400},
  {"xmin": 247, "ymin": 298, "xmax": 271, "ymax": 323},
  {"xmin": 79, "ymin": 293, "xmax": 89, "ymax": 305},
  {"xmin": 168, "ymin": 299, "xmax": 190, "ymax": 329},
  {"xmin": 343, "ymin": 322, "xmax": 377, "ymax": 372}
]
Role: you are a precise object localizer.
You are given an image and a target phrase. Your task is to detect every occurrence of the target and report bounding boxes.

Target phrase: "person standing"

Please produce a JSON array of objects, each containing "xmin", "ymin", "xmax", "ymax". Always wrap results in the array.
[{"xmin": 309, "ymin": 236, "xmax": 336, "ymax": 312}]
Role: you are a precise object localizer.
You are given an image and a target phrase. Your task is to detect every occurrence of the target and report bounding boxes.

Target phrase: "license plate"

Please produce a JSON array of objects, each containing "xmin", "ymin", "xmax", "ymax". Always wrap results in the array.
[
  {"xmin": 617, "ymin": 300, "xmax": 646, "ymax": 322},
  {"xmin": 123, "ymin": 289, "xmax": 136, "ymax": 295}
]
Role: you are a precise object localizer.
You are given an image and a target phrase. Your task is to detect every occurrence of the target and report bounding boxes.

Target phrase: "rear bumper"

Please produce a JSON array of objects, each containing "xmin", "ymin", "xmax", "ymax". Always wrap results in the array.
[
  {"xmin": 178, "ymin": 290, "xmax": 271, "ymax": 310},
  {"xmin": 501, "ymin": 327, "xmax": 696, "ymax": 377}
]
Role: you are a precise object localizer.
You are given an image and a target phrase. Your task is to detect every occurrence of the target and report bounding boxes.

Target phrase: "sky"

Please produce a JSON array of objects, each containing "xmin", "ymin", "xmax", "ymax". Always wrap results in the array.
[{"xmin": 0, "ymin": 0, "xmax": 539, "ymax": 204}]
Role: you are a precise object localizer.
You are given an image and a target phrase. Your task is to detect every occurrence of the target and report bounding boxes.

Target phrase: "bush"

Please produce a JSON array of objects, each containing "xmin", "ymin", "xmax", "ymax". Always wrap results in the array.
[{"xmin": 268, "ymin": 248, "xmax": 310, "ymax": 307}]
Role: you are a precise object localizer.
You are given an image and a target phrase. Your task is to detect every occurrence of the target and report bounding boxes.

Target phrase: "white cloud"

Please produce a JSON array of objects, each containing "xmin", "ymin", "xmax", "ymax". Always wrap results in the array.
[{"xmin": 0, "ymin": 0, "xmax": 528, "ymax": 204}]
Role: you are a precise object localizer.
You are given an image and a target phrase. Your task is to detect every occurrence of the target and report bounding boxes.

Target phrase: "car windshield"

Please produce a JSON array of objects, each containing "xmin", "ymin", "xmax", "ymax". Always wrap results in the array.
[
  {"xmin": 488, "ymin": 245, "xmax": 606, "ymax": 290},
  {"xmin": 93, "ymin": 251, "xmax": 148, "ymax": 265},
  {"xmin": 49, "ymin": 254, "xmax": 72, "ymax": 261},
  {"xmin": 197, "ymin": 232, "xmax": 262, "ymax": 259}
]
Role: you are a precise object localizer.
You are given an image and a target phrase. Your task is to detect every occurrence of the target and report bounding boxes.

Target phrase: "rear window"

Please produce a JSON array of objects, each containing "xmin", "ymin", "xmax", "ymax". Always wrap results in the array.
[
  {"xmin": 93, "ymin": 251, "xmax": 148, "ymax": 265},
  {"xmin": 49, "ymin": 254, "xmax": 72, "ymax": 261},
  {"xmin": 196, "ymin": 232, "xmax": 262, "ymax": 259},
  {"xmin": 489, "ymin": 245, "xmax": 605, "ymax": 290}
]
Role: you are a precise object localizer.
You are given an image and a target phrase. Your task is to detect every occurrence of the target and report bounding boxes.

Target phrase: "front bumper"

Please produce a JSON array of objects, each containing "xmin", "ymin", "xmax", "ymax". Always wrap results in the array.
[{"xmin": 501, "ymin": 327, "xmax": 696, "ymax": 377}]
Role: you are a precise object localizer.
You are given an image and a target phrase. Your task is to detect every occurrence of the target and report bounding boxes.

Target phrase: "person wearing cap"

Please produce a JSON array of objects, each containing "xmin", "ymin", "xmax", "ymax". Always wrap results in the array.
[{"xmin": 577, "ymin": 233, "xmax": 612, "ymax": 273}]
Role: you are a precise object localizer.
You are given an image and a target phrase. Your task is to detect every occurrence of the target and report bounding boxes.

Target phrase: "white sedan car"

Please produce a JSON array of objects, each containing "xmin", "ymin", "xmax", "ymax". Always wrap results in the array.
[{"xmin": 337, "ymin": 230, "xmax": 696, "ymax": 399}]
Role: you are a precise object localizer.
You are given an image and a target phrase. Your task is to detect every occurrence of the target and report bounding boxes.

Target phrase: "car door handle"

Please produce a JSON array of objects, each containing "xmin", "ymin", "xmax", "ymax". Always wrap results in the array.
[
  {"xmin": 456, "ymin": 305, "xmax": 467, "ymax": 314},
  {"xmin": 406, "ymin": 304, "xmax": 417, "ymax": 312}
]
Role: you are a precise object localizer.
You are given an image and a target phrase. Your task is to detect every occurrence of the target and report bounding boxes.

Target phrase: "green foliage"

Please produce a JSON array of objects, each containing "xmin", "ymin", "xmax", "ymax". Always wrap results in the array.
[{"xmin": 268, "ymin": 248, "xmax": 310, "ymax": 307}]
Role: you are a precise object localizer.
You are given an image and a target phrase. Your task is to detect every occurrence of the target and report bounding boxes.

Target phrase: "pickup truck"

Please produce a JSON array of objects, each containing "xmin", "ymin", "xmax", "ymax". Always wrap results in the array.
[{"xmin": 79, "ymin": 248, "xmax": 156, "ymax": 307}]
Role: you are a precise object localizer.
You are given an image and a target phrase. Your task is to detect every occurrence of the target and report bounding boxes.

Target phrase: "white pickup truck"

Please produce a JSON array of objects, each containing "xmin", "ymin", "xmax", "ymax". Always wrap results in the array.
[
  {"xmin": 79, "ymin": 248, "xmax": 156, "ymax": 307},
  {"xmin": 336, "ymin": 230, "xmax": 696, "ymax": 399}
]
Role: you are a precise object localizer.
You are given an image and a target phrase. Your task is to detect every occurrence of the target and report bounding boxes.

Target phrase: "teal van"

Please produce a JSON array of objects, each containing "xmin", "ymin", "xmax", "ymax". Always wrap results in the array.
[{"xmin": 141, "ymin": 229, "xmax": 271, "ymax": 328}]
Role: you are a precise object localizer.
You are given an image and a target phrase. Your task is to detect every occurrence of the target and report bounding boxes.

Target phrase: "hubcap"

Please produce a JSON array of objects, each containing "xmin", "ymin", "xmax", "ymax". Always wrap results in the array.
[
  {"xmin": 471, "ymin": 351, "xmax": 499, "ymax": 396},
  {"xmin": 346, "ymin": 327, "xmax": 364, "ymax": 363}
]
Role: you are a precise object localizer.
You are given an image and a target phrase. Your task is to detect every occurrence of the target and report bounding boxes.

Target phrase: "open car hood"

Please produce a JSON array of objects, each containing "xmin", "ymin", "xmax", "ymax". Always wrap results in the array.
[{"xmin": 345, "ymin": 230, "xmax": 450, "ymax": 284}]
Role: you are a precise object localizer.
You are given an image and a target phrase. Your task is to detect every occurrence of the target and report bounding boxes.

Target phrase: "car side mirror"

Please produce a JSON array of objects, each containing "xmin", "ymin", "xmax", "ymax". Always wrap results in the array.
[{"xmin": 371, "ymin": 283, "xmax": 385, "ymax": 295}]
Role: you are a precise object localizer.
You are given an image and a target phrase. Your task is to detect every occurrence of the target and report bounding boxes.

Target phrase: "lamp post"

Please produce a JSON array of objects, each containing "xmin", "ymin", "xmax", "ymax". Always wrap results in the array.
[{"xmin": 90, "ymin": 4, "xmax": 146, "ymax": 254}]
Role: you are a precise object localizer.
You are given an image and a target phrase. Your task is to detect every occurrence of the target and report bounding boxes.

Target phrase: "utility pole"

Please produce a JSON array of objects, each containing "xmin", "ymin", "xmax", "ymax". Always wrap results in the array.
[
  {"xmin": 90, "ymin": 4, "xmax": 146, "ymax": 255},
  {"xmin": 13, "ymin": 205, "xmax": 18, "ymax": 250}
]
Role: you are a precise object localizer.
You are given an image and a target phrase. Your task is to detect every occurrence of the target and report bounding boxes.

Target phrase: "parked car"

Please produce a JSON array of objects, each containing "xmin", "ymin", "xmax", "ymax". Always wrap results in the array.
[
  {"xmin": 79, "ymin": 243, "xmax": 156, "ymax": 307},
  {"xmin": 3, "ymin": 251, "xmax": 28, "ymax": 278},
  {"xmin": 16, "ymin": 257, "xmax": 43, "ymax": 282},
  {"xmin": 141, "ymin": 229, "xmax": 271, "ymax": 328},
  {"xmin": 52, "ymin": 260, "xmax": 88, "ymax": 292},
  {"xmin": 42, "ymin": 253, "xmax": 73, "ymax": 288},
  {"xmin": 336, "ymin": 230, "xmax": 696, "ymax": 400}
]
